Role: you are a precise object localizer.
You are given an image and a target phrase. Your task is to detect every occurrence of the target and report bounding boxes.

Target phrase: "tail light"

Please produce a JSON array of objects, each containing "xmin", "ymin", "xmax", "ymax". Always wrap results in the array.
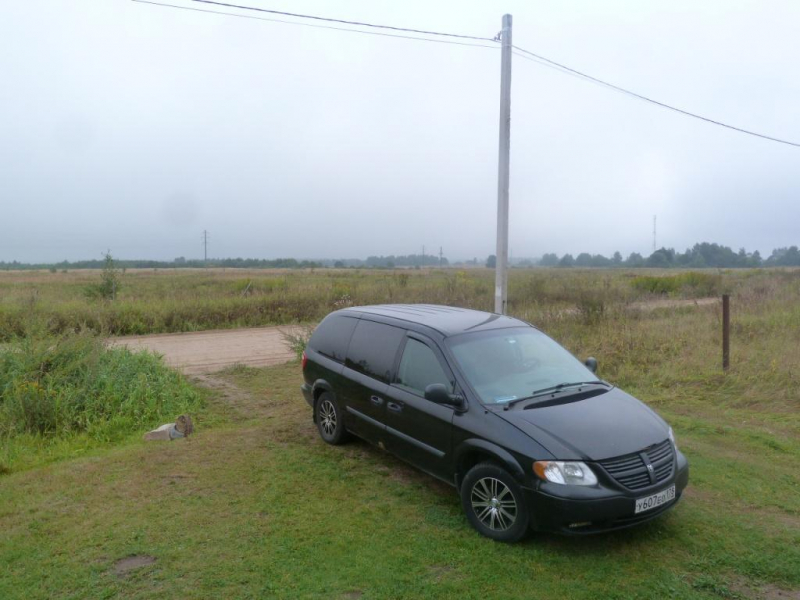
[{"xmin": 301, "ymin": 351, "xmax": 308, "ymax": 370}]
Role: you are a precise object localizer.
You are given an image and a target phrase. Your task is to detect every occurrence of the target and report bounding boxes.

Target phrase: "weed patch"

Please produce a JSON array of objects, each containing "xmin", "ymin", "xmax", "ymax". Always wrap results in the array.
[
  {"xmin": 0, "ymin": 332, "xmax": 202, "ymax": 472},
  {"xmin": 631, "ymin": 272, "xmax": 723, "ymax": 297}
]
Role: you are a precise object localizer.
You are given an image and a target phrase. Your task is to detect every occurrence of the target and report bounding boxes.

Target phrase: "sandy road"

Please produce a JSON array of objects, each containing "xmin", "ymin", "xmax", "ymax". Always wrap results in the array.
[{"xmin": 110, "ymin": 325, "xmax": 306, "ymax": 374}]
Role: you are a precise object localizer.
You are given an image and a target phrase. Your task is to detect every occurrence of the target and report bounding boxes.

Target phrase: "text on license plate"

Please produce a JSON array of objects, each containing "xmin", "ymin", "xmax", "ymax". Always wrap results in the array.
[{"xmin": 635, "ymin": 485, "xmax": 676, "ymax": 514}]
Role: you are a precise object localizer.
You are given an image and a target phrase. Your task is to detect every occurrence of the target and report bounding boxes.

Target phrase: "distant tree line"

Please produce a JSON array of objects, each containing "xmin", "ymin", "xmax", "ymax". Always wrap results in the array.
[
  {"xmin": 537, "ymin": 243, "xmax": 800, "ymax": 269},
  {"xmin": 0, "ymin": 257, "xmax": 324, "ymax": 270},
  {"xmin": 326, "ymin": 255, "xmax": 450, "ymax": 268},
  {"xmin": 3, "ymin": 243, "xmax": 799, "ymax": 271},
  {"xmin": 0, "ymin": 254, "xmax": 449, "ymax": 271},
  {"xmin": 363, "ymin": 254, "xmax": 449, "ymax": 268}
]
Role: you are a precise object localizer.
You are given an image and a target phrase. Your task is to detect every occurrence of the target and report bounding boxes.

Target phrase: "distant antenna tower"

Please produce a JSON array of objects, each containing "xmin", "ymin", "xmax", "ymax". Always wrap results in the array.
[
  {"xmin": 653, "ymin": 216, "xmax": 657, "ymax": 253},
  {"xmin": 202, "ymin": 230, "xmax": 210, "ymax": 262}
]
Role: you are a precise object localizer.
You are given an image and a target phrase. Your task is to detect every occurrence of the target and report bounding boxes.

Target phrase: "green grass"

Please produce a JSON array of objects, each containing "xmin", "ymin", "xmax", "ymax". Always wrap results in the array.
[{"xmin": 0, "ymin": 361, "xmax": 797, "ymax": 599}]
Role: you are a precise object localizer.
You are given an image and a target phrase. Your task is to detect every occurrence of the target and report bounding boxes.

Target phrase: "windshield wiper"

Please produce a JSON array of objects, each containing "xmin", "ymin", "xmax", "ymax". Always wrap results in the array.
[
  {"xmin": 502, "ymin": 380, "xmax": 610, "ymax": 410},
  {"xmin": 531, "ymin": 381, "xmax": 609, "ymax": 396}
]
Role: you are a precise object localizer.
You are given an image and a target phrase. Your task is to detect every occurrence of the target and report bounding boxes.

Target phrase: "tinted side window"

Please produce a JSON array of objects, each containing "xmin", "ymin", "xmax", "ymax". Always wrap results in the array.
[
  {"xmin": 345, "ymin": 320, "xmax": 405, "ymax": 383},
  {"xmin": 308, "ymin": 315, "xmax": 358, "ymax": 363},
  {"xmin": 395, "ymin": 338, "xmax": 453, "ymax": 396}
]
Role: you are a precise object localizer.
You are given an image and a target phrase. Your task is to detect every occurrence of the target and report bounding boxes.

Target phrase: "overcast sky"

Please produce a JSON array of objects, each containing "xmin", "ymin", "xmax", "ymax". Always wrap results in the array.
[{"xmin": 2, "ymin": 0, "xmax": 798, "ymax": 262}]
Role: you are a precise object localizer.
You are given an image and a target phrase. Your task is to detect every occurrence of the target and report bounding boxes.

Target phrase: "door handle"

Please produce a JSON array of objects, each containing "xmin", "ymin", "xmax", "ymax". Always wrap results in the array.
[
  {"xmin": 370, "ymin": 395, "xmax": 384, "ymax": 406},
  {"xmin": 387, "ymin": 401, "xmax": 403, "ymax": 413}
]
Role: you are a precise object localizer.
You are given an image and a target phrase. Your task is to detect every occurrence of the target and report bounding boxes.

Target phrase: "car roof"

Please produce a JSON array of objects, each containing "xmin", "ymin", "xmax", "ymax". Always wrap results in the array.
[{"xmin": 338, "ymin": 304, "xmax": 530, "ymax": 337}]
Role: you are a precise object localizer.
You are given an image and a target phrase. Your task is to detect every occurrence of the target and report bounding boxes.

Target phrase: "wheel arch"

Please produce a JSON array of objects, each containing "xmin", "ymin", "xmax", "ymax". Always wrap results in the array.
[
  {"xmin": 311, "ymin": 380, "xmax": 334, "ymax": 421},
  {"xmin": 454, "ymin": 439, "xmax": 526, "ymax": 489}
]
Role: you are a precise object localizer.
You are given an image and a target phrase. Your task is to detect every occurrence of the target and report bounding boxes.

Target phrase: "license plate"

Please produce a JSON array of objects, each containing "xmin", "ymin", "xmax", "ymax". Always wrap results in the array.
[{"xmin": 635, "ymin": 485, "xmax": 676, "ymax": 514}]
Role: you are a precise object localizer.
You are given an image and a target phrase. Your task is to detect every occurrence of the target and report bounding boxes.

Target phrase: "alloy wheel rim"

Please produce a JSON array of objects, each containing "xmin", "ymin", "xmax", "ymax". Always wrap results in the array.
[
  {"xmin": 319, "ymin": 400, "xmax": 337, "ymax": 436},
  {"xmin": 471, "ymin": 477, "xmax": 517, "ymax": 531}
]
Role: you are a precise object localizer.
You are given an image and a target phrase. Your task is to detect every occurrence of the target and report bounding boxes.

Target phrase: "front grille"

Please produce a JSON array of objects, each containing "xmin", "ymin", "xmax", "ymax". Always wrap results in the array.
[{"xmin": 598, "ymin": 439, "xmax": 674, "ymax": 491}]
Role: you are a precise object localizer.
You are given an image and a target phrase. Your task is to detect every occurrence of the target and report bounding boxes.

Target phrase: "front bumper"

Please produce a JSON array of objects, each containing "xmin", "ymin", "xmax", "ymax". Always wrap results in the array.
[{"xmin": 526, "ymin": 450, "xmax": 689, "ymax": 534}]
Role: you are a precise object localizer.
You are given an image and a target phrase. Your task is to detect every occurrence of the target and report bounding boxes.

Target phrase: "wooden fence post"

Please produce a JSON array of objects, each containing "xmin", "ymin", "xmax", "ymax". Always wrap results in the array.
[{"xmin": 722, "ymin": 294, "xmax": 730, "ymax": 371}]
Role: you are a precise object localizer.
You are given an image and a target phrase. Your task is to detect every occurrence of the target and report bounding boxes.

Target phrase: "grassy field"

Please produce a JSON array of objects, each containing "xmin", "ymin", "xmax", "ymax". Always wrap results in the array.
[
  {"xmin": 0, "ymin": 266, "xmax": 728, "ymax": 340},
  {"xmin": 0, "ymin": 267, "xmax": 798, "ymax": 599}
]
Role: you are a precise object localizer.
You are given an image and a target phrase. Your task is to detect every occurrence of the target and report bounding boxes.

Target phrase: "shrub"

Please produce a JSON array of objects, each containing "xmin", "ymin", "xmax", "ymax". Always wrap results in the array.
[
  {"xmin": 0, "ymin": 332, "xmax": 201, "ymax": 442},
  {"xmin": 575, "ymin": 292, "xmax": 607, "ymax": 324},
  {"xmin": 83, "ymin": 252, "xmax": 122, "ymax": 300},
  {"xmin": 281, "ymin": 326, "xmax": 315, "ymax": 360},
  {"xmin": 631, "ymin": 275, "xmax": 680, "ymax": 295},
  {"xmin": 630, "ymin": 272, "xmax": 722, "ymax": 297}
]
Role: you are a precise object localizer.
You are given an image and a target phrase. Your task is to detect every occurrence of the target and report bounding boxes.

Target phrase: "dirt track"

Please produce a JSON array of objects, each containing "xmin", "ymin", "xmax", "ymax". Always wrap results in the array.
[{"xmin": 110, "ymin": 325, "xmax": 305, "ymax": 374}]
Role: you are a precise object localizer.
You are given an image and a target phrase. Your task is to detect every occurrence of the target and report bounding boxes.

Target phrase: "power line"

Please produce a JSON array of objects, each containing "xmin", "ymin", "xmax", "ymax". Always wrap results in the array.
[
  {"xmin": 131, "ymin": 0, "xmax": 499, "ymax": 48},
  {"xmin": 132, "ymin": 1, "xmax": 800, "ymax": 148},
  {"xmin": 512, "ymin": 44, "xmax": 800, "ymax": 148},
  {"xmin": 137, "ymin": 0, "xmax": 497, "ymax": 43},
  {"xmin": 512, "ymin": 49, "xmax": 604, "ymax": 86},
  {"xmin": 186, "ymin": 0, "xmax": 495, "ymax": 41}
]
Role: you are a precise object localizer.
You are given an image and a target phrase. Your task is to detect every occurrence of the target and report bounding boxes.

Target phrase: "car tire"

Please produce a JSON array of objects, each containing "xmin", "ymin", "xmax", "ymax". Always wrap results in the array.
[
  {"xmin": 460, "ymin": 462, "xmax": 529, "ymax": 542},
  {"xmin": 315, "ymin": 392, "xmax": 349, "ymax": 445}
]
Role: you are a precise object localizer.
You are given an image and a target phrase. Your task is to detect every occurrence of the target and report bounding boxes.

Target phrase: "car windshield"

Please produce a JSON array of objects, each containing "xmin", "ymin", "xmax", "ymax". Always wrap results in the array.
[{"xmin": 447, "ymin": 327, "xmax": 598, "ymax": 405}]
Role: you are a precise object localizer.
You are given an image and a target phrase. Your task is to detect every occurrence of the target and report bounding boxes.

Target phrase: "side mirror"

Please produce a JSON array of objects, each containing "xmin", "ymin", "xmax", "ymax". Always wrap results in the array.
[
  {"xmin": 424, "ymin": 383, "xmax": 464, "ymax": 408},
  {"xmin": 585, "ymin": 357, "xmax": 598, "ymax": 373}
]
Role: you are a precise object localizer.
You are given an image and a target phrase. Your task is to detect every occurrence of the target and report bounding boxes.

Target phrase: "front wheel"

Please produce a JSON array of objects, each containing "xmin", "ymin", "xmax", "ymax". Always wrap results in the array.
[
  {"xmin": 315, "ymin": 392, "xmax": 349, "ymax": 445},
  {"xmin": 461, "ymin": 462, "xmax": 529, "ymax": 542}
]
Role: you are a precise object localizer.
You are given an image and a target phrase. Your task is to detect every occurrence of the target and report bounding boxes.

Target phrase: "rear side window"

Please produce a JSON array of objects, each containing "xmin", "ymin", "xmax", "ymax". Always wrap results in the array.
[
  {"xmin": 395, "ymin": 338, "xmax": 453, "ymax": 396},
  {"xmin": 345, "ymin": 320, "xmax": 405, "ymax": 383},
  {"xmin": 308, "ymin": 315, "xmax": 358, "ymax": 363}
]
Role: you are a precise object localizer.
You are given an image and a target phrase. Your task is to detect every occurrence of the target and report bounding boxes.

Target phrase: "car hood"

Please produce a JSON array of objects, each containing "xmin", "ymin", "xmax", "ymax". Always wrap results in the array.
[{"xmin": 496, "ymin": 387, "xmax": 668, "ymax": 461}]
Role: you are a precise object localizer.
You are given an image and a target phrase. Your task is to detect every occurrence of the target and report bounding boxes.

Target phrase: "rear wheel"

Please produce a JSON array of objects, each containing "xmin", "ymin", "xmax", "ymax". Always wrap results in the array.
[
  {"xmin": 461, "ymin": 462, "xmax": 529, "ymax": 542},
  {"xmin": 315, "ymin": 392, "xmax": 349, "ymax": 445}
]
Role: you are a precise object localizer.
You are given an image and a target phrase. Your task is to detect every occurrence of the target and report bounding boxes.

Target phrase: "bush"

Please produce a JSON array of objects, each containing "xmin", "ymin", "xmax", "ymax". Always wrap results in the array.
[
  {"xmin": 83, "ymin": 252, "xmax": 121, "ymax": 300},
  {"xmin": 281, "ymin": 326, "xmax": 314, "ymax": 360},
  {"xmin": 630, "ymin": 272, "xmax": 722, "ymax": 297},
  {"xmin": 0, "ymin": 333, "xmax": 201, "ymax": 442},
  {"xmin": 631, "ymin": 275, "xmax": 680, "ymax": 295}
]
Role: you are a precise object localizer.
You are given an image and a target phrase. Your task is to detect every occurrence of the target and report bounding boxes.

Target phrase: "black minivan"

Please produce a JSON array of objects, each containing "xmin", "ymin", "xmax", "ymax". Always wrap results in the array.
[{"xmin": 301, "ymin": 304, "xmax": 688, "ymax": 542}]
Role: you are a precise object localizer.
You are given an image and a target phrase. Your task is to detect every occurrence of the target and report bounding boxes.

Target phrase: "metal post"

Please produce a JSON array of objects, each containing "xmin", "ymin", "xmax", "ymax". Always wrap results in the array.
[
  {"xmin": 494, "ymin": 14, "xmax": 513, "ymax": 314},
  {"xmin": 722, "ymin": 294, "xmax": 730, "ymax": 371}
]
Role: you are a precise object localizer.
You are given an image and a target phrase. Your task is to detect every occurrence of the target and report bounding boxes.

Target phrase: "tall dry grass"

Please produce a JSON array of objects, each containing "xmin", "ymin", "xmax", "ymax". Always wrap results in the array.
[{"xmin": 0, "ymin": 267, "xmax": 764, "ymax": 340}]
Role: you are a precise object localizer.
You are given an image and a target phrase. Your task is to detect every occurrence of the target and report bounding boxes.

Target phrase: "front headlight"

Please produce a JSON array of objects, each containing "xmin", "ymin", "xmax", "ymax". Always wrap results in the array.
[
  {"xmin": 534, "ymin": 461, "xmax": 598, "ymax": 486},
  {"xmin": 668, "ymin": 427, "xmax": 678, "ymax": 449}
]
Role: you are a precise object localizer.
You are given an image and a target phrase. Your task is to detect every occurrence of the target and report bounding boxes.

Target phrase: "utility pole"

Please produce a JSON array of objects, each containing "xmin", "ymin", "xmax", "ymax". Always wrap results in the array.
[
  {"xmin": 202, "ymin": 230, "xmax": 210, "ymax": 263},
  {"xmin": 653, "ymin": 216, "xmax": 657, "ymax": 253},
  {"xmin": 494, "ymin": 14, "xmax": 513, "ymax": 314}
]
